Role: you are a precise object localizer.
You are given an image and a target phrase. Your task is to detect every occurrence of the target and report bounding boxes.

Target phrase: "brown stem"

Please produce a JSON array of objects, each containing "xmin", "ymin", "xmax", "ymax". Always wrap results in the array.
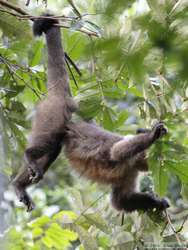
[
  {"xmin": 165, "ymin": 210, "xmax": 182, "ymax": 245},
  {"xmin": 0, "ymin": 0, "xmax": 28, "ymax": 15}
]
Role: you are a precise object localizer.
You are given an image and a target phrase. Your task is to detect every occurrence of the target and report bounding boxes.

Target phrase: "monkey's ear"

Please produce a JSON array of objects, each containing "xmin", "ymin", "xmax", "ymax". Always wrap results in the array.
[{"xmin": 33, "ymin": 13, "xmax": 59, "ymax": 36}]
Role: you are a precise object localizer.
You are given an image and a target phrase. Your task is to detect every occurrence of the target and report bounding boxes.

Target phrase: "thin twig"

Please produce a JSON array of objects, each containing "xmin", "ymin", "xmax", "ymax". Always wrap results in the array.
[
  {"xmin": 0, "ymin": 7, "xmax": 25, "ymax": 18},
  {"xmin": 67, "ymin": 0, "xmax": 81, "ymax": 18},
  {"xmin": 55, "ymin": 24, "xmax": 99, "ymax": 37},
  {"xmin": 65, "ymin": 52, "xmax": 82, "ymax": 76},
  {"xmin": 65, "ymin": 56, "xmax": 79, "ymax": 89},
  {"xmin": 160, "ymin": 220, "xmax": 168, "ymax": 236},
  {"xmin": 74, "ymin": 191, "xmax": 108, "ymax": 223},
  {"xmin": 25, "ymin": 0, "xmax": 30, "ymax": 6},
  {"xmin": 114, "ymin": 62, "xmax": 126, "ymax": 82},
  {"xmin": 175, "ymin": 213, "xmax": 188, "ymax": 233},
  {"xmin": 165, "ymin": 210, "xmax": 182, "ymax": 245},
  {"xmin": 121, "ymin": 212, "xmax": 125, "ymax": 226},
  {"xmin": 0, "ymin": 56, "xmax": 42, "ymax": 99}
]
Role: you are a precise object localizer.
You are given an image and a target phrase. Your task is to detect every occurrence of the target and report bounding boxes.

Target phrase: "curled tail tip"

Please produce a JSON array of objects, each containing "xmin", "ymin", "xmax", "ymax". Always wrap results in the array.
[{"xmin": 33, "ymin": 13, "xmax": 59, "ymax": 36}]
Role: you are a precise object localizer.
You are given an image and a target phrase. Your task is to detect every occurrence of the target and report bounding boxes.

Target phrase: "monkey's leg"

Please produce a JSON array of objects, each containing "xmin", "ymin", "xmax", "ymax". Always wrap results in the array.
[
  {"xmin": 26, "ymin": 141, "xmax": 62, "ymax": 183},
  {"xmin": 25, "ymin": 145, "xmax": 50, "ymax": 181},
  {"xmin": 25, "ymin": 134, "xmax": 63, "ymax": 181},
  {"xmin": 111, "ymin": 188, "xmax": 169, "ymax": 212},
  {"xmin": 111, "ymin": 122, "xmax": 167, "ymax": 161},
  {"xmin": 13, "ymin": 143, "xmax": 62, "ymax": 211}
]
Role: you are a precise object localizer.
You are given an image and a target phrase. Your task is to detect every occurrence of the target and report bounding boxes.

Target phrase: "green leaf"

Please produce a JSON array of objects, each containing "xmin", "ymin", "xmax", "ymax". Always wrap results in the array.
[
  {"xmin": 75, "ymin": 225, "xmax": 98, "ymax": 250},
  {"xmin": 84, "ymin": 213, "xmax": 110, "ymax": 233},
  {"xmin": 166, "ymin": 160, "xmax": 188, "ymax": 183},
  {"xmin": 8, "ymin": 123, "xmax": 26, "ymax": 148},
  {"xmin": 0, "ymin": 13, "xmax": 31, "ymax": 41},
  {"xmin": 5, "ymin": 85, "xmax": 25, "ymax": 98},
  {"xmin": 42, "ymin": 235, "xmax": 54, "ymax": 249},
  {"xmin": 10, "ymin": 101, "xmax": 26, "ymax": 113},
  {"xmin": 102, "ymin": 106, "xmax": 115, "ymax": 131},
  {"xmin": 30, "ymin": 41, "xmax": 44, "ymax": 67},
  {"xmin": 155, "ymin": 166, "xmax": 168, "ymax": 197},
  {"xmin": 116, "ymin": 110, "xmax": 129, "ymax": 127},
  {"xmin": 28, "ymin": 216, "xmax": 51, "ymax": 228},
  {"xmin": 44, "ymin": 223, "xmax": 77, "ymax": 249},
  {"xmin": 66, "ymin": 188, "xmax": 84, "ymax": 212},
  {"xmin": 53, "ymin": 210, "xmax": 77, "ymax": 222},
  {"xmin": 128, "ymin": 86, "xmax": 143, "ymax": 97},
  {"xmin": 103, "ymin": 87, "xmax": 124, "ymax": 99},
  {"xmin": 32, "ymin": 227, "xmax": 43, "ymax": 238},
  {"xmin": 78, "ymin": 96, "xmax": 101, "ymax": 119}
]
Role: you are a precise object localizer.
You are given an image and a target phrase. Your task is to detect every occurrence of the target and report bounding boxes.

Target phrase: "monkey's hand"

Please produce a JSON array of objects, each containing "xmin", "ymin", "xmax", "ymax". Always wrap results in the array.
[
  {"xmin": 17, "ymin": 189, "xmax": 35, "ymax": 212},
  {"xmin": 151, "ymin": 122, "xmax": 168, "ymax": 141},
  {"xmin": 156, "ymin": 198, "xmax": 169, "ymax": 210}
]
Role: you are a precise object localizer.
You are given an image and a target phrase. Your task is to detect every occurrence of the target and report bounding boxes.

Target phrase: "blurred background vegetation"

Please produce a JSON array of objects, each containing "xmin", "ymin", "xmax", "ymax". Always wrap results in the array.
[{"xmin": 0, "ymin": 0, "xmax": 188, "ymax": 249}]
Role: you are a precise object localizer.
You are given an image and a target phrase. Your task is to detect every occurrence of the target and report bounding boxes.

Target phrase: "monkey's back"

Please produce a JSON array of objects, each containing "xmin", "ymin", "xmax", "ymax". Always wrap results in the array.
[{"xmin": 64, "ymin": 122, "xmax": 138, "ymax": 185}]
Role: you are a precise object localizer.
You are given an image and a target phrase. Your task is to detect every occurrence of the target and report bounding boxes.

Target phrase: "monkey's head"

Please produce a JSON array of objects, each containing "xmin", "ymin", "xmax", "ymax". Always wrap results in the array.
[{"xmin": 33, "ymin": 13, "xmax": 59, "ymax": 36}]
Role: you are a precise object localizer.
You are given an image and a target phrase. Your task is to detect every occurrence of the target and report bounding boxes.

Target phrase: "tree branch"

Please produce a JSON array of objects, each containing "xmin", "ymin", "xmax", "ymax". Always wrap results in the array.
[
  {"xmin": 0, "ymin": 0, "xmax": 100, "ymax": 37},
  {"xmin": 0, "ymin": 0, "xmax": 28, "ymax": 15}
]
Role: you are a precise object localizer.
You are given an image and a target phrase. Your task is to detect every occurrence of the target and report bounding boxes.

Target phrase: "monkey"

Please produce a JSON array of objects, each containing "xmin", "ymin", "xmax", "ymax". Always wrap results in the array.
[{"xmin": 13, "ymin": 15, "xmax": 169, "ymax": 213}]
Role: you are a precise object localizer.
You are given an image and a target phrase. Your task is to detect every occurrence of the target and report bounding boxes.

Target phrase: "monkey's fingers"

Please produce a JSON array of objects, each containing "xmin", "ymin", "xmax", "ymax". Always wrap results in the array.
[
  {"xmin": 157, "ymin": 198, "xmax": 169, "ymax": 210},
  {"xmin": 19, "ymin": 192, "xmax": 35, "ymax": 212},
  {"xmin": 27, "ymin": 201, "xmax": 35, "ymax": 212},
  {"xmin": 152, "ymin": 122, "xmax": 168, "ymax": 140}
]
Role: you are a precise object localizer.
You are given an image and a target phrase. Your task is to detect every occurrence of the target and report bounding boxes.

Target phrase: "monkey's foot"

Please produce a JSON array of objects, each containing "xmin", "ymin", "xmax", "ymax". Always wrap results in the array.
[
  {"xmin": 152, "ymin": 122, "xmax": 168, "ymax": 140},
  {"xmin": 155, "ymin": 198, "xmax": 169, "ymax": 211},
  {"xmin": 19, "ymin": 191, "xmax": 35, "ymax": 212},
  {"xmin": 28, "ymin": 166, "xmax": 43, "ymax": 184}
]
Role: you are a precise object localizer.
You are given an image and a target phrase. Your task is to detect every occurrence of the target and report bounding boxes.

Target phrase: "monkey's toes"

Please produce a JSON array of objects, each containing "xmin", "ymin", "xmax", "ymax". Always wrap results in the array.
[
  {"xmin": 28, "ymin": 166, "xmax": 35, "ymax": 178},
  {"xmin": 30, "ymin": 175, "xmax": 41, "ymax": 184},
  {"xmin": 28, "ymin": 166, "xmax": 43, "ymax": 184}
]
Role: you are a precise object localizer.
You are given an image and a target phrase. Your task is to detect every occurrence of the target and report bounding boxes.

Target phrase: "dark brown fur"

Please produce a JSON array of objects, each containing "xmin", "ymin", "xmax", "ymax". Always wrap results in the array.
[
  {"xmin": 63, "ymin": 121, "xmax": 169, "ymax": 212},
  {"xmin": 13, "ymin": 16, "xmax": 169, "ymax": 213}
]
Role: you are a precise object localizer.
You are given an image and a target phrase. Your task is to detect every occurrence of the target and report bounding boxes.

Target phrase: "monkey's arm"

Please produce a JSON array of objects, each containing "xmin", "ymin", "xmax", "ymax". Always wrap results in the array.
[
  {"xmin": 112, "ymin": 187, "xmax": 169, "ymax": 212},
  {"xmin": 111, "ymin": 122, "xmax": 167, "ymax": 161}
]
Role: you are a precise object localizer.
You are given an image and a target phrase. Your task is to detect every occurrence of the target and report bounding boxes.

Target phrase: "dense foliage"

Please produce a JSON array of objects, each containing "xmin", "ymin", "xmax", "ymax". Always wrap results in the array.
[{"xmin": 0, "ymin": 0, "xmax": 188, "ymax": 249}]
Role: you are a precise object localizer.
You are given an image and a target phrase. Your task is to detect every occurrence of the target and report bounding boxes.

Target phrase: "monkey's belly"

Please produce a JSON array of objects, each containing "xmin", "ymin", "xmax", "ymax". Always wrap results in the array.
[{"xmin": 68, "ymin": 156, "xmax": 130, "ymax": 185}]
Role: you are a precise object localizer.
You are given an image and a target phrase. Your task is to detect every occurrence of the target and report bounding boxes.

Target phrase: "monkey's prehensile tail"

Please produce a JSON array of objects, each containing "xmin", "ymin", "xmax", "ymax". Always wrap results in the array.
[{"xmin": 33, "ymin": 15, "xmax": 72, "ymax": 98}]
